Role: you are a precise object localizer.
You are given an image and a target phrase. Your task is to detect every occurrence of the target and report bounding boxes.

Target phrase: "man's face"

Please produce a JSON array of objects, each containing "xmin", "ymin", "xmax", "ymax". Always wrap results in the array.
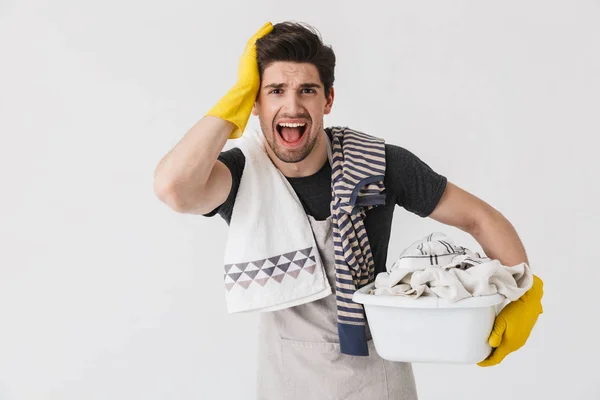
[{"xmin": 252, "ymin": 61, "xmax": 334, "ymax": 164}]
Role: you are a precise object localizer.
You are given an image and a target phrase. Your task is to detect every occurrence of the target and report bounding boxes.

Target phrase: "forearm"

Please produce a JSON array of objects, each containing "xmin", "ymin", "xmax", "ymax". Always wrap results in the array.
[
  {"xmin": 470, "ymin": 208, "xmax": 529, "ymax": 267},
  {"xmin": 154, "ymin": 116, "xmax": 234, "ymax": 198}
]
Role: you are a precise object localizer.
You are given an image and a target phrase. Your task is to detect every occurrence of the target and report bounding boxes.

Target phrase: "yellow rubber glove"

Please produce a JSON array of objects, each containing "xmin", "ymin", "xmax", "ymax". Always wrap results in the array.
[
  {"xmin": 205, "ymin": 22, "xmax": 273, "ymax": 139},
  {"xmin": 478, "ymin": 274, "xmax": 544, "ymax": 367}
]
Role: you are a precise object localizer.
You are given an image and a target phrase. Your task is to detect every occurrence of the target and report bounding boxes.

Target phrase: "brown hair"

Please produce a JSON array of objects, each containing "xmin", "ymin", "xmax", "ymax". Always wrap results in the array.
[{"xmin": 255, "ymin": 22, "xmax": 336, "ymax": 96}]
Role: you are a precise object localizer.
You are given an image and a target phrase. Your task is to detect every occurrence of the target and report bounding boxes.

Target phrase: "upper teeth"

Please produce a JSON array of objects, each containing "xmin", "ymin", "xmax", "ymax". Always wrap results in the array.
[{"xmin": 278, "ymin": 122, "xmax": 306, "ymax": 128}]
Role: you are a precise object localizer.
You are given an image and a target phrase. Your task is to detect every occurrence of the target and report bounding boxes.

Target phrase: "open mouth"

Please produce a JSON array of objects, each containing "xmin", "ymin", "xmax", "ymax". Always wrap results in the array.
[{"xmin": 275, "ymin": 122, "xmax": 308, "ymax": 145}]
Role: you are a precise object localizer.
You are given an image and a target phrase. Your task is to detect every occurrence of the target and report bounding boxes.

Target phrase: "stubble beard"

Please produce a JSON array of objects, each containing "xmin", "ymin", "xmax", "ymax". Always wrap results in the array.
[{"xmin": 260, "ymin": 119, "xmax": 323, "ymax": 164}]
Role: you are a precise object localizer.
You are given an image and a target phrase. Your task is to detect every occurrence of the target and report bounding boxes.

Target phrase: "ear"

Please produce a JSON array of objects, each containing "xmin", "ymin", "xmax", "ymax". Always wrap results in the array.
[
  {"xmin": 252, "ymin": 83, "xmax": 262, "ymax": 116},
  {"xmin": 323, "ymin": 87, "xmax": 335, "ymax": 115}
]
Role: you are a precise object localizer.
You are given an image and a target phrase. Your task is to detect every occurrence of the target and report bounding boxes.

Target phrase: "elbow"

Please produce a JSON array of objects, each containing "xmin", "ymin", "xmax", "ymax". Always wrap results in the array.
[
  {"xmin": 154, "ymin": 179, "xmax": 212, "ymax": 214},
  {"xmin": 470, "ymin": 206, "xmax": 504, "ymax": 237},
  {"xmin": 154, "ymin": 159, "xmax": 189, "ymax": 212},
  {"xmin": 154, "ymin": 179, "xmax": 186, "ymax": 213}
]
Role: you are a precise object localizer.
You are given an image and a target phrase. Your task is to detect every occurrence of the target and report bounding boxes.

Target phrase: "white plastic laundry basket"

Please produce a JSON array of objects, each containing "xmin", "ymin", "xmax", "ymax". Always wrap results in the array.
[{"xmin": 353, "ymin": 282, "xmax": 506, "ymax": 364}]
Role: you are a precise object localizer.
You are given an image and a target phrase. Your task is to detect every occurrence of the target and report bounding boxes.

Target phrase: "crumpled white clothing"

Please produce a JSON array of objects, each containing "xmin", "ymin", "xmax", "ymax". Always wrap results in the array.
[{"xmin": 371, "ymin": 232, "xmax": 533, "ymax": 302}]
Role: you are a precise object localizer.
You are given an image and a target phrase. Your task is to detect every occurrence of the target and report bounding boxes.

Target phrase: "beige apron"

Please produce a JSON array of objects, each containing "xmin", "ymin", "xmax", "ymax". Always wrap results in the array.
[{"xmin": 256, "ymin": 214, "xmax": 419, "ymax": 400}]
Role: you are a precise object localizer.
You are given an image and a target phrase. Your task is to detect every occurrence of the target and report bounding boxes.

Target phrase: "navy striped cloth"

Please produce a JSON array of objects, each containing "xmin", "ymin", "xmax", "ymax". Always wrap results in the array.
[{"xmin": 326, "ymin": 126, "xmax": 387, "ymax": 356}]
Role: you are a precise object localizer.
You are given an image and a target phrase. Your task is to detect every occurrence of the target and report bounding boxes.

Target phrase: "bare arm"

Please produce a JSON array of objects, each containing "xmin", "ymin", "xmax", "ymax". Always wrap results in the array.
[
  {"xmin": 153, "ymin": 116, "xmax": 235, "ymax": 214},
  {"xmin": 428, "ymin": 181, "xmax": 529, "ymax": 266},
  {"xmin": 154, "ymin": 23, "xmax": 274, "ymax": 215}
]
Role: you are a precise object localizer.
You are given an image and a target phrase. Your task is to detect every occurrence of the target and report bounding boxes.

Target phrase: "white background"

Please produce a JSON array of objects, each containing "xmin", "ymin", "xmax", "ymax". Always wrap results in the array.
[{"xmin": 1, "ymin": 1, "xmax": 599, "ymax": 399}]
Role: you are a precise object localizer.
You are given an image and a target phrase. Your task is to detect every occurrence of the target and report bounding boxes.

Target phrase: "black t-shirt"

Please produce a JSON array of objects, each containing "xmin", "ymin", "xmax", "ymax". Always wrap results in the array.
[{"xmin": 203, "ymin": 130, "xmax": 448, "ymax": 275}]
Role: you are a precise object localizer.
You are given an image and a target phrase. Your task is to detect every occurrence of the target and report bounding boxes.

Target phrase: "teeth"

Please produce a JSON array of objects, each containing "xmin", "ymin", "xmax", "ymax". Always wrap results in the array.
[{"xmin": 278, "ymin": 122, "xmax": 306, "ymax": 128}]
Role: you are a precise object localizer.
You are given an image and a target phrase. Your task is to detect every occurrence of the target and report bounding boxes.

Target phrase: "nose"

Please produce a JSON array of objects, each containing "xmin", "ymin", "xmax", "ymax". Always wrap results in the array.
[{"xmin": 282, "ymin": 91, "xmax": 303, "ymax": 115}]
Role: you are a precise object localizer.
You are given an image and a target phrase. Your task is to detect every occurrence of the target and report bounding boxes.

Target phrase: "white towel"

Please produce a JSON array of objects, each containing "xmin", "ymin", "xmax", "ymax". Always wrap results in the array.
[
  {"xmin": 222, "ymin": 128, "xmax": 331, "ymax": 313},
  {"xmin": 371, "ymin": 232, "xmax": 533, "ymax": 302}
]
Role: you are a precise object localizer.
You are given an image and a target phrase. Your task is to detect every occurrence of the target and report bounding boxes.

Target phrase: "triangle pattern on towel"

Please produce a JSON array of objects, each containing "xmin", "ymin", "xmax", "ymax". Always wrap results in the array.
[{"xmin": 224, "ymin": 246, "xmax": 318, "ymax": 291}]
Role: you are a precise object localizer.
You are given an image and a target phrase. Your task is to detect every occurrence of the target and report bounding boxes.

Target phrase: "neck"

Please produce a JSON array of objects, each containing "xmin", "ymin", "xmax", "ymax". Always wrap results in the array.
[{"xmin": 268, "ymin": 129, "xmax": 328, "ymax": 178}]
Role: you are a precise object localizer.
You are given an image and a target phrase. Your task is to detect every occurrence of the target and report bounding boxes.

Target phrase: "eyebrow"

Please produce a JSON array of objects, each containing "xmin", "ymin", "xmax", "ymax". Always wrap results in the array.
[{"xmin": 263, "ymin": 82, "xmax": 322, "ymax": 90}]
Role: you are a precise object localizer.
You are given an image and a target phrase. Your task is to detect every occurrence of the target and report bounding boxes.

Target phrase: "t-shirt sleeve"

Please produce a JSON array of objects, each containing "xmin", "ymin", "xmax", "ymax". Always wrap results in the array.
[
  {"xmin": 201, "ymin": 147, "xmax": 245, "ymax": 224},
  {"xmin": 384, "ymin": 144, "xmax": 448, "ymax": 218}
]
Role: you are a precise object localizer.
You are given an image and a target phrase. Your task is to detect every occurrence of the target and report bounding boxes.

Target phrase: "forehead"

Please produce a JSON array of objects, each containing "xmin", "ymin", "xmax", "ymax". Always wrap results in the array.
[{"xmin": 261, "ymin": 61, "xmax": 321, "ymax": 86}]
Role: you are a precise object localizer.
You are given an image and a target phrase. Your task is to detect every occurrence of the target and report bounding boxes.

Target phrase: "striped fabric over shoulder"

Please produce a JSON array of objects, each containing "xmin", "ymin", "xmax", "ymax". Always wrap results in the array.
[{"xmin": 326, "ymin": 126, "xmax": 387, "ymax": 356}]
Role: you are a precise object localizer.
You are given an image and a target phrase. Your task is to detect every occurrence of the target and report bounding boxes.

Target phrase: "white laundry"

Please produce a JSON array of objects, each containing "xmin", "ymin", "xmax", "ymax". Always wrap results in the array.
[{"xmin": 371, "ymin": 232, "xmax": 533, "ymax": 302}]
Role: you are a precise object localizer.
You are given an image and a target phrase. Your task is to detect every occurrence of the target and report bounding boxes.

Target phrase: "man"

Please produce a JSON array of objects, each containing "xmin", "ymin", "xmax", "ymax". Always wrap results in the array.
[{"xmin": 154, "ymin": 21, "xmax": 543, "ymax": 400}]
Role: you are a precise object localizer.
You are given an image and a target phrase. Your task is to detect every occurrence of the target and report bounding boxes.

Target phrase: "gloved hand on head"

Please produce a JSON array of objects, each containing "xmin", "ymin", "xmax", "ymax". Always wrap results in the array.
[{"xmin": 205, "ymin": 22, "xmax": 273, "ymax": 139}]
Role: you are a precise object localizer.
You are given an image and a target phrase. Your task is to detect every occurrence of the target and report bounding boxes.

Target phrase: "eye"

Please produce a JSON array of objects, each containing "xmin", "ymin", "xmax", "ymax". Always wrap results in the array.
[
  {"xmin": 269, "ymin": 89, "xmax": 282, "ymax": 94},
  {"xmin": 301, "ymin": 88, "xmax": 316, "ymax": 94}
]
